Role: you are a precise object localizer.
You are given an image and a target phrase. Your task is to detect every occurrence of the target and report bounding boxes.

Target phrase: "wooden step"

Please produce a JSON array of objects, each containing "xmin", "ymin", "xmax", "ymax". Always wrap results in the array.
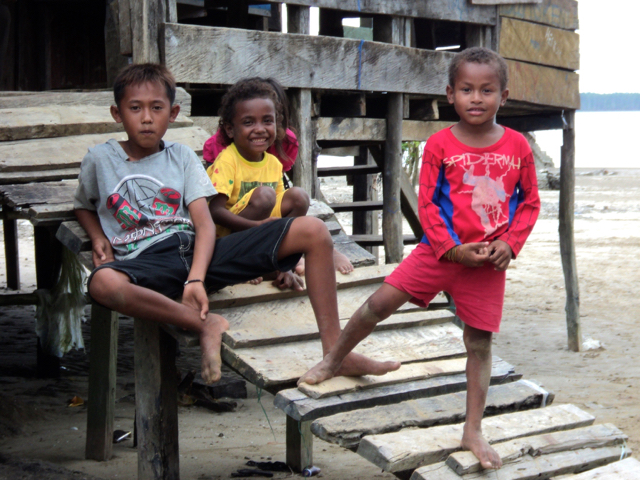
[
  {"xmin": 274, "ymin": 356, "xmax": 519, "ymax": 423},
  {"xmin": 310, "ymin": 380, "xmax": 553, "ymax": 448},
  {"xmin": 329, "ymin": 200, "xmax": 383, "ymax": 212},
  {"xmin": 317, "ymin": 165, "xmax": 380, "ymax": 177},
  {"xmin": 554, "ymin": 457, "xmax": 640, "ymax": 479},
  {"xmin": 222, "ymin": 322, "xmax": 466, "ymax": 392},
  {"xmin": 350, "ymin": 234, "xmax": 420, "ymax": 246},
  {"xmin": 357, "ymin": 404, "xmax": 595, "ymax": 475},
  {"xmin": 0, "ymin": 126, "xmax": 210, "ymax": 173}
]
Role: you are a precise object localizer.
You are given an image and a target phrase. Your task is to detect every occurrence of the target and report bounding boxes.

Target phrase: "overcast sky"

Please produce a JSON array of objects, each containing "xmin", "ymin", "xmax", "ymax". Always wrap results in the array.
[{"xmin": 578, "ymin": 1, "xmax": 639, "ymax": 93}]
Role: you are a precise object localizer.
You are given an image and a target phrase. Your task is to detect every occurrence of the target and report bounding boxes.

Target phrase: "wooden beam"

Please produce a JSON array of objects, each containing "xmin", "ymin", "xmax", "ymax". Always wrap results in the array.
[
  {"xmin": 118, "ymin": 0, "xmax": 133, "ymax": 55},
  {"xmin": 286, "ymin": 418, "xmax": 313, "ymax": 473},
  {"xmin": 163, "ymin": 23, "xmax": 452, "ymax": 94},
  {"xmin": 2, "ymin": 206, "xmax": 19, "ymax": 289},
  {"xmin": 383, "ymin": 91, "xmax": 404, "ymax": 263},
  {"xmin": 506, "ymin": 59, "xmax": 580, "ymax": 109},
  {"xmin": 289, "ymin": 89, "xmax": 315, "ymax": 195},
  {"xmin": 498, "ymin": 113, "xmax": 564, "ymax": 132},
  {"xmin": 316, "ymin": 117, "xmax": 453, "ymax": 142},
  {"xmin": 499, "ymin": 17, "xmax": 579, "ymax": 70},
  {"xmin": 85, "ymin": 304, "xmax": 119, "ymax": 461},
  {"xmin": 559, "ymin": 110, "xmax": 580, "ymax": 352},
  {"xmin": 499, "ymin": 0, "xmax": 578, "ymax": 30},
  {"xmin": 253, "ymin": 0, "xmax": 497, "ymax": 25}
]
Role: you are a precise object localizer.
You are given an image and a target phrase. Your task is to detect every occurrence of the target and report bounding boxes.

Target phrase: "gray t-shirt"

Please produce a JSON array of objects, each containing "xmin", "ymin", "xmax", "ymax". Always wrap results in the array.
[{"xmin": 74, "ymin": 139, "xmax": 217, "ymax": 260}]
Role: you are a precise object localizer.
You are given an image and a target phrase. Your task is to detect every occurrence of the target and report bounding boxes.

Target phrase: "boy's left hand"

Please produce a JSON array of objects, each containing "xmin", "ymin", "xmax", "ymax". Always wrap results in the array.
[
  {"xmin": 488, "ymin": 240, "xmax": 512, "ymax": 271},
  {"xmin": 182, "ymin": 282, "xmax": 209, "ymax": 320}
]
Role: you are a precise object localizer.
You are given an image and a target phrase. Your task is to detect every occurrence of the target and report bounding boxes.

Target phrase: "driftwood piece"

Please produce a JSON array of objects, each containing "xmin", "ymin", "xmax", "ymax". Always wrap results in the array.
[
  {"xmin": 311, "ymin": 380, "xmax": 553, "ymax": 448},
  {"xmin": 299, "ymin": 358, "xmax": 467, "ymax": 399},
  {"xmin": 446, "ymin": 423, "xmax": 627, "ymax": 475},
  {"xmin": 274, "ymin": 356, "xmax": 520, "ymax": 422},
  {"xmin": 357, "ymin": 404, "xmax": 595, "ymax": 473}
]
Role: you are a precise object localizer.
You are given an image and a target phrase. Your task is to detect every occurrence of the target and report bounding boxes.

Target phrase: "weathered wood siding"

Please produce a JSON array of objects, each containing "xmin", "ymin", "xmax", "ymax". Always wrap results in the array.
[
  {"xmin": 500, "ymin": 17, "xmax": 579, "ymax": 70},
  {"xmin": 506, "ymin": 59, "xmax": 580, "ymax": 109},
  {"xmin": 163, "ymin": 23, "xmax": 451, "ymax": 95},
  {"xmin": 499, "ymin": 0, "xmax": 579, "ymax": 30}
]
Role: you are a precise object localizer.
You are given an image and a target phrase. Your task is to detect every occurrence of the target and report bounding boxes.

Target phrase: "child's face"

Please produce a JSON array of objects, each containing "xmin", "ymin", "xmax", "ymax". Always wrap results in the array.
[
  {"xmin": 446, "ymin": 61, "xmax": 508, "ymax": 129},
  {"xmin": 224, "ymin": 97, "xmax": 276, "ymax": 163},
  {"xmin": 111, "ymin": 81, "xmax": 180, "ymax": 157}
]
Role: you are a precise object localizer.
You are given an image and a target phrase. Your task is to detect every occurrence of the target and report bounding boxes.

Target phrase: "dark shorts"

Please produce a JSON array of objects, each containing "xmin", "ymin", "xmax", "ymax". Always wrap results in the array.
[{"xmin": 88, "ymin": 217, "xmax": 301, "ymax": 299}]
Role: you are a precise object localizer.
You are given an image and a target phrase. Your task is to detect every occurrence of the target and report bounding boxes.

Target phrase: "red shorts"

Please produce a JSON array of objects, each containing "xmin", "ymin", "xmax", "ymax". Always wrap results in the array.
[{"xmin": 384, "ymin": 243, "xmax": 506, "ymax": 332}]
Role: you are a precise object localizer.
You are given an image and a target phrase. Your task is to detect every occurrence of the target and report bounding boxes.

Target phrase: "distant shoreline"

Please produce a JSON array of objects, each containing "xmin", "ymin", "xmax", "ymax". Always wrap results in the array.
[{"xmin": 580, "ymin": 93, "xmax": 640, "ymax": 112}]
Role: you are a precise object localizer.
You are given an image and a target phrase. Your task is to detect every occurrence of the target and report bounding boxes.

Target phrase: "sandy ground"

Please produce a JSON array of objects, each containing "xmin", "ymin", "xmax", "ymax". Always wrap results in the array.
[{"xmin": 1, "ymin": 169, "xmax": 639, "ymax": 479}]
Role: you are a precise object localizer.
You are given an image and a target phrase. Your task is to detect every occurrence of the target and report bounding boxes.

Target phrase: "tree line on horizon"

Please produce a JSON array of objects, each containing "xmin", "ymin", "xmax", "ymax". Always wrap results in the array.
[{"xmin": 580, "ymin": 93, "xmax": 640, "ymax": 111}]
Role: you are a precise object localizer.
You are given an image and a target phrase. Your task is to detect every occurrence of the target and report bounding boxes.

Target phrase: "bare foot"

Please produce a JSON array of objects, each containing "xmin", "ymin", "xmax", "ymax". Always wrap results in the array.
[
  {"xmin": 199, "ymin": 313, "xmax": 230, "ymax": 384},
  {"xmin": 461, "ymin": 428, "xmax": 502, "ymax": 470},
  {"xmin": 333, "ymin": 249, "xmax": 354, "ymax": 275},
  {"xmin": 247, "ymin": 277, "xmax": 263, "ymax": 285},
  {"xmin": 298, "ymin": 352, "xmax": 400, "ymax": 385},
  {"xmin": 295, "ymin": 256, "xmax": 305, "ymax": 276}
]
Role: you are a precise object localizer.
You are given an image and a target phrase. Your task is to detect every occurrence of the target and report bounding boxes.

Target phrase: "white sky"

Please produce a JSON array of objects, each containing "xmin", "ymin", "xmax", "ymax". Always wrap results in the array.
[{"xmin": 578, "ymin": 1, "xmax": 640, "ymax": 93}]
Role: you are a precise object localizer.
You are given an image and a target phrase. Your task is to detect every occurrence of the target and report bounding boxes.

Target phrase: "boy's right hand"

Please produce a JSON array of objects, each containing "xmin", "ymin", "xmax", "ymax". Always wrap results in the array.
[
  {"xmin": 456, "ymin": 242, "xmax": 490, "ymax": 267},
  {"xmin": 92, "ymin": 237, "xmax": 115, "ymax": 267}
]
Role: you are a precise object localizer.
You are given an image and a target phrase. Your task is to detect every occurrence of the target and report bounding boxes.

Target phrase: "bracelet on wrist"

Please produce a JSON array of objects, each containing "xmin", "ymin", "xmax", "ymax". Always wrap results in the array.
[{"xmin": 184, "ymin": 279, "xmax": 204, "ymax": 287}]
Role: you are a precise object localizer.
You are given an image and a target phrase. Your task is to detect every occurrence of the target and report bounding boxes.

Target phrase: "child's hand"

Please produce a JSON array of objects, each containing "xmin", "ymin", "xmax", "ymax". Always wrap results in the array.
[
  {"xmin": 92, "ymin": 237, "xmax": 115, "ymax": 267},
  {"xmin": 455, "ymin": 242, "xmax": 490, "ymax": 267},
  {"xmin": 272, "ymin": 270, "xmax": 305, "ymax": 291},
  {"xmin": 182, "ymin": 282, "xmax": 209, "ymax": 320},
  {"xmin": 488, "ymin": 240, "xmax": 512, "ymax": 271}
]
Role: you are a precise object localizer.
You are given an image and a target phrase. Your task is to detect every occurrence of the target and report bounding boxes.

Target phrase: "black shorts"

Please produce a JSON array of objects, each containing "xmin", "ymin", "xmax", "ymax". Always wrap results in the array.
[{"xmin": 88, "ymin": 217, "xmax": 301, "ymax": 299}]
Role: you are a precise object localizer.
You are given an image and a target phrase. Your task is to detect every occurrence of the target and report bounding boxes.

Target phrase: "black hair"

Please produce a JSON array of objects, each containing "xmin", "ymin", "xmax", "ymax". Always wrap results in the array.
[
  {"xmin": 448, "ymin": 47, "xmax": 509, "ymax": 91},
  {"xmin": 113, "ymin": 63, "xmax": 176, "ymax": 107}
]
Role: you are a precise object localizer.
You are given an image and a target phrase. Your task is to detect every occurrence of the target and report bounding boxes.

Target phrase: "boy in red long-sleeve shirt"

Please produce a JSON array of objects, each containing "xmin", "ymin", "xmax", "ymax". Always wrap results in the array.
[{"xmin": 299, "ymin": 47, "xmax": 541, "ymax": 471}]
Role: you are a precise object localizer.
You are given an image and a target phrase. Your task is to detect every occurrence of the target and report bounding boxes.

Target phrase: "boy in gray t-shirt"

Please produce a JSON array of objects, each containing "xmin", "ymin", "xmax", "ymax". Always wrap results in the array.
[{"xmin": 74, "ymin": 63, "xmax": 399, "ymax": 385}]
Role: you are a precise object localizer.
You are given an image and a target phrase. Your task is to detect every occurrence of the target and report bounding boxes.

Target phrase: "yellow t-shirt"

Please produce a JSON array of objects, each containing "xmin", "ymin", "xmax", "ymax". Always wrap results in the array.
[{"xmin": 206, "ymin": 143, "xmax": 284, "ymax": 210}]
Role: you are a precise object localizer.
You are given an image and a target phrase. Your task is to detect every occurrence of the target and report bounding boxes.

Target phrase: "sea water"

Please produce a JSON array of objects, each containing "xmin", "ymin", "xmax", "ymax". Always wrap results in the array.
[{"xmin": 319, "ymin": 111, "xmax": 640, "ymax": 170}]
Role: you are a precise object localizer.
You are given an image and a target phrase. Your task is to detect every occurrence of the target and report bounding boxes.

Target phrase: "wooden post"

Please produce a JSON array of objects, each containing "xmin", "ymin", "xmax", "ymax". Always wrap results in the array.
[
  {"xmin": 134, "ymin": 318, "xmax": 179, "ymax": 480},
  {"xmin": 383, "ymin": 92, "xmax": 404, "ymax": 263},
  {"xmin": 85, "ymin": 304, "xmax": 120, "ymax": 461},
  {"xmin": 286, "ymin": 416, "xmax": 313, "ymax": 473},
  {"xmin": 559, "ymin": 109, "xmax": 581, "ymax": 352},
  {"xmin": 2, "ymin": 206, "xmax": 19, "ymax": 290},
  {"xmin": 287, "ymin": 5, "xmax": 315, "ymax": 196},
  {"xmin": 131, "ymin": 0, "xmax": 176, "ymax": 64},
  {"xmin": 353, "ymin": 146, "xmax": 379, "ymax": 260}
]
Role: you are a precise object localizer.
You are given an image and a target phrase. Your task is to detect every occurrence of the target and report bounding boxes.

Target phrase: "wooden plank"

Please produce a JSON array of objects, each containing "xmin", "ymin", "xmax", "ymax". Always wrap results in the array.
[
  {"xmin": 28, "ymin": 204, "xmax": 75, "ymax": 221},
  {"xmin": 317, "ymin": 165, "xmax": 380, "ymax": 177},
  {"xmin": 507, "ymin": 59, "xmax": 580, "ymax": 109},
  {"xmin": 357, "ymin": 404, "xmax": 595, "ymax": 473},
  {"xmin": 316, "ymin": 117, "xmax": 453, "ymax": 142},
  {"xmin": 2, "ymin": 206, "xmax": 19, "ymax": 289},
  {"xmin": 275, "ymin": 356, "xmax": 519, "ymax": 422},
  {"xmin": 223, "ymin": 322, "xmax": 466, "ymax": 390},
  {"xmin": 555, "ymin": 457, "xmax": 640, "ymax": 479},
  {"xmin": 164, "ymin": 24, "xmax": 452, "ymax": 95},
  {"xmin": 1, "ymin": 181, "xmax": 77, "ymax": 208},
  {"xmin": 56, "ymin": 221, "xmax": 93, "ymax": 255},
  {"xmin": 299, "ymin": 358, "xmax": 467, "ymax": 399},
  {"xmin": 499, "ymin": 0, "xmax": 578, "ymax": 31},
  {"xmin": 499, "ymin": 17, "xmax": 579, "ymax": 70},
  {"xmin": 413, "ymin": 445, "xmax": 630, "ymax": 480},
  {"xmin": 0, "ymin": 168, "xmax": 80, "ymax": 185},
  {"xmin": 118, "ymin": 0, "xmax": 133, "ymax": 55},
  {"xmin": 0, "ymin": 105, "xmax": 192, "ymax": 141},
  {"xmin": 256, "ymin": 0, "xmax": 497, "ymax": 25},
  {"xmin": 219, "ymin": 283, "xmax": 436, "ymax": 348},
  {"xmin": 349, "ymin": 234, "xmax": 419, "ymax": 246},
  {"xmin": 85, "ymin": 304, "xmax": 119, "ymax": 460},
  {"xmin": 311, "ymin": 380, "xmax": 553, "ymax": 448},
  {"xmin": 383, "ymin": 91, "xmax": 404, "ymax": 263},
  {"xmin": 290, "ymin": 88, "xmax": 315, "ymax": 195},
  {"xmin": 0, "ymin": 88, "xmax": 192, "ymax": 115},
  {"xmin": 0, "ymin": 126, "xmax": 210, "ymax": 173},
  {"xmin": 447, "ymin": 423, "xmax": 627, "ymax": 475}
]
